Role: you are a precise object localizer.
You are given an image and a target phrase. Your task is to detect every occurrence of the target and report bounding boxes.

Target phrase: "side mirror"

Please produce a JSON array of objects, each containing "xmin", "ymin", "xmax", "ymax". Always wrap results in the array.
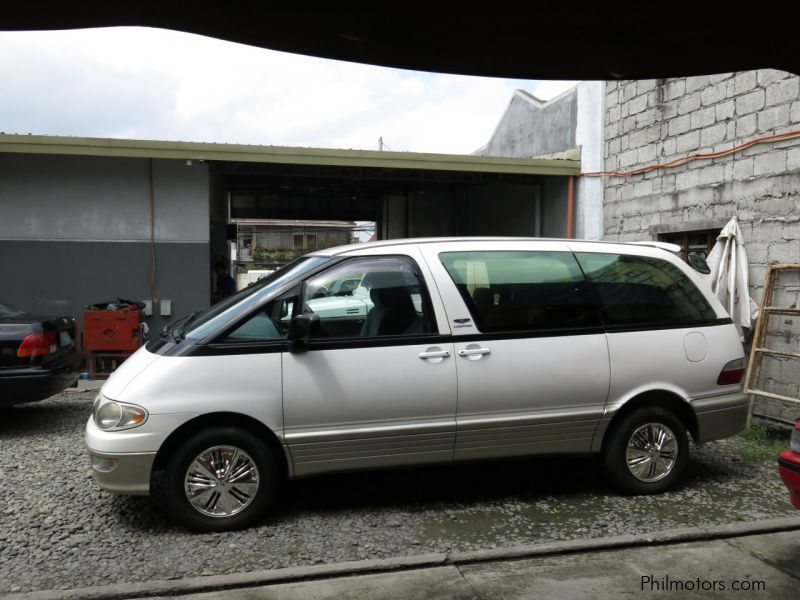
[{"xmin": 288, "ymin": 313, "xmax": 320, "ymax": 346}]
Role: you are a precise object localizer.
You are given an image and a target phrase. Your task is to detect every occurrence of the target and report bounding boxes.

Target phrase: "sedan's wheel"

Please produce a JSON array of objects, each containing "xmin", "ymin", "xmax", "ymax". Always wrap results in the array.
[
  {"xmin": 165, "ymin": 427, "xmax": 278, "ymax": 531},
  {"xmin": 603, "ymin": 407, "xmax": 688, "ymax": 494}
]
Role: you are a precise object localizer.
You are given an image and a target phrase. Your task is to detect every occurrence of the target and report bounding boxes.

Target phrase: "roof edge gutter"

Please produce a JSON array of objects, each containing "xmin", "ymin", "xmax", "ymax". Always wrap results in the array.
[{"xmin": 0, "ymin": 134, "xmax": 581, "ymax": 176}]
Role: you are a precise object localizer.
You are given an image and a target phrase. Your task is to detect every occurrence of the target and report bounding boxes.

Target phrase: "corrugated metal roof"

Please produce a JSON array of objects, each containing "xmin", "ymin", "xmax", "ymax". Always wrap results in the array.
[{"xmin": 0, "ymin": 134, "xmax": 581, "ymax": 176}]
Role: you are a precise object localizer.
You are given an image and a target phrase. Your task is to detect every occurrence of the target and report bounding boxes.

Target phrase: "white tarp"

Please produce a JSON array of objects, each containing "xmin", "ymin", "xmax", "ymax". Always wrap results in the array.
[{"xmin": 706, "ymin": 216, "xmax": 759, "ymax": 337}]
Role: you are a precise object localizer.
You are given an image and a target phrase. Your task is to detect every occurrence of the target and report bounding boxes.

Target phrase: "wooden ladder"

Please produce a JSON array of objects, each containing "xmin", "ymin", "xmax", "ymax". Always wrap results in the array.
[{"xmin": 744, "ymin": 263, "xmax": 800, "ymax": 419}]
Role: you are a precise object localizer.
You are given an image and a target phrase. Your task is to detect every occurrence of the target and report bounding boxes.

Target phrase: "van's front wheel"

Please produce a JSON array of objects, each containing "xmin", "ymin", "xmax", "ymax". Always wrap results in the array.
[
  {"xmin": 164, "ymin": 427, "xmax": 278, "ymax": 531},
  {"xmin": 603, "ymin": 407, "xmax": 688, "ymax": 494}
]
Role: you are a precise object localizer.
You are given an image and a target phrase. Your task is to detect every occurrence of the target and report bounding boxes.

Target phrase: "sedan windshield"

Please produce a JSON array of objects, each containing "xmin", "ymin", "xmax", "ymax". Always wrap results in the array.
[{"xmin": 179, "ymin": 256, "xmax": 330, "ymax": 341}]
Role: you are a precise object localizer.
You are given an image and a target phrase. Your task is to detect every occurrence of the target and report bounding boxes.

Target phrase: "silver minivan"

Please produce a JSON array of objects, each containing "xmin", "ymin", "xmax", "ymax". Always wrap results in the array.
[{"xmin": 85, "ymin": 238, "xmax": 748, "ymax": 531}]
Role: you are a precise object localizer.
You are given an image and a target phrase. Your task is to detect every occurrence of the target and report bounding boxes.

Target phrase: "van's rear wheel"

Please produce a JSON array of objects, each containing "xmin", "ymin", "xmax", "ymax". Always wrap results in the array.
[
  {"xmin": 164, "ymin": 427, "xmax": 278, "ymax": 531},
  {"xmin": 603, "ymin": 407, "xmax": 688, "ymax": 494}
]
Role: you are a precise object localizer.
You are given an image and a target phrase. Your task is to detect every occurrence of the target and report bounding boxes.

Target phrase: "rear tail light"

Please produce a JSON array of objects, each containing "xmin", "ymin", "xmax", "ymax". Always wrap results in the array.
[
  {"xmin": 17, "ymin": 331, "xmax": 58, "ymax": 357},
  {"xmin": 717, "ymin": 358, "xmax": 746, "ymax": 385},
  {"xmin": 790, "ymin": 421, "xmax": 800, "ymax": 453}
]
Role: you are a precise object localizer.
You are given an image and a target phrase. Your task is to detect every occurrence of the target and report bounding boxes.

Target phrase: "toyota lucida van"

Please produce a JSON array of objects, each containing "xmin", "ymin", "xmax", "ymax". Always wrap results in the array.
[{"xmin": 85, "ymin": 238, "xmax": 748, "ymax": 531}]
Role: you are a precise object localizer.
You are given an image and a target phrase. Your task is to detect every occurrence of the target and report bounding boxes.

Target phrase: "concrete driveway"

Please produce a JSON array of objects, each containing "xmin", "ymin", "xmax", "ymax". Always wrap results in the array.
[{"xmin": 149, "ymin": 528, "xmax": 800, "ymax": 599}]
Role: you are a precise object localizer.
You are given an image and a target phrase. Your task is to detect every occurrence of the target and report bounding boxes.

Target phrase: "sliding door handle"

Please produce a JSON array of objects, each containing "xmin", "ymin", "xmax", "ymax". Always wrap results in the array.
[{"xmin": 457, "ymin": 347, "xmax": 491, "ymax": 357}]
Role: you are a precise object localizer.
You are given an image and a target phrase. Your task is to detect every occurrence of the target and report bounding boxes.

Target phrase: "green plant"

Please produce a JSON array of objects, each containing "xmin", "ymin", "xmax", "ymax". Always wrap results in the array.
[
  {"xmin": 736, "ymin": 421, "xmax": 788, "ymax": 461},
  {"xmin": 251, "ymin": 245, "xmax": 269, "ymax": 261},
  {"xmin": 739, "ymin": 421, "xmax": 772, "ymax": 441}
]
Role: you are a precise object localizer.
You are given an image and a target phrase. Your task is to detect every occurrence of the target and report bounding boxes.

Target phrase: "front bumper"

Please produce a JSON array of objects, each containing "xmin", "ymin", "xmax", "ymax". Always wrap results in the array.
[
  {"xmin": 88, "ymin": 450, "xmax": 156, "ymax": 495},
  {"xmin": 779, "ymin": 450, "xmax": 800, "ymax": 510},
  {"xmin": 85, "ymin": 409, "xmax": 197, "ymax": 496},
  {"xmin": 691, "ymin": 391, "xmax": 748, "ymax": 443}
]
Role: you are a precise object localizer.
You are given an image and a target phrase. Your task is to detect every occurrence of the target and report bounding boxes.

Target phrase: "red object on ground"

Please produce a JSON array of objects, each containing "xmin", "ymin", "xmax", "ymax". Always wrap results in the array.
[
  {"xmin": 779, "ymin": 450, "xmax": 800, "ymax": 509},
  {"xmin": 778, "ymin": 419, "xmax": 800, "ymax": 510},
  {"xmin": 83, "ymin": 309, "xmax": 142, "ymax": 352}
]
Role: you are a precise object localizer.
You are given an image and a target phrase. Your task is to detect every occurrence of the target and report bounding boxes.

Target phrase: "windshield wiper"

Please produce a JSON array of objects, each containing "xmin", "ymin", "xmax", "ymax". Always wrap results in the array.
[
  {"xmin": 160, "ymin": 309, "xmax": 204, "ymax": 342},
  {"xmin": 179, "ymin": 309, "xmax": 205, "ymax": 334}
]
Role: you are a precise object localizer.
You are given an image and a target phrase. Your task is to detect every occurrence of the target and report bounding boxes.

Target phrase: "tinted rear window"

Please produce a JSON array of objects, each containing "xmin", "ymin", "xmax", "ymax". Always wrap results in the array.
[
  {"xmin": 574, "ymin": 253, "xmax": 716, "ymax": 327},
  {"xmin": 440, "ymin": 251, "xmax": 601, "ymax": 333}
]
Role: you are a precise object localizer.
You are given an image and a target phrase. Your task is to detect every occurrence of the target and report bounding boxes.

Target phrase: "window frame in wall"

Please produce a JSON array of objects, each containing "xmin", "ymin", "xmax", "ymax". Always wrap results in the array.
[{"xmin": 657, "ymin": 228, "xmax": 721, "ymax": 264}]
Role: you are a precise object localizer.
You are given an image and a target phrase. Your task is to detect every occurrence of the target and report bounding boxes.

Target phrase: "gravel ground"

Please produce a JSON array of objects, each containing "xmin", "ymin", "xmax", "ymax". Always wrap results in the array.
[{"xmin": 0, "ymin": 390, "xmax": 796, "ymax": 594}]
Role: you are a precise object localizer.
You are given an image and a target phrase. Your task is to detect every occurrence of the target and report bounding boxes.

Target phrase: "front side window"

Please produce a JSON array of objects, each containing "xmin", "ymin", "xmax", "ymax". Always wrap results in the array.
[
  {"xmin": 219, "ymin": 287, "xmax": 299, "ymax": 343},
  {"xmin": 301, "ymin": 257, "xmax": 433, "ymax": 339},
  {"xmin": 439, "ymin": 251, "xmax": 600, "ymax": 333},
  {"xmin": 182, "ymin": 255, "xmax": 328, "ymax": 341},
  {"xmin": 574, "ymin": 252, "xmax": 716, "ymax": 327}
]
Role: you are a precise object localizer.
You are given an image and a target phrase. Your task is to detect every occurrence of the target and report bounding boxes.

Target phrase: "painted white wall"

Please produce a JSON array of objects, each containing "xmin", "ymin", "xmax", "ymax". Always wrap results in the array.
[{"xmin": 575, "ymin": 81, "xmax": 605, "ymax": 240}]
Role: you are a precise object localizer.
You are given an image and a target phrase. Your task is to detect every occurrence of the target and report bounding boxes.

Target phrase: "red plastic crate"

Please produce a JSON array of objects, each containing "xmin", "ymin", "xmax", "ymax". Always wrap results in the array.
[{"xmin": 83, "ymin": 309, "xmax": 142, "ymax": 352}]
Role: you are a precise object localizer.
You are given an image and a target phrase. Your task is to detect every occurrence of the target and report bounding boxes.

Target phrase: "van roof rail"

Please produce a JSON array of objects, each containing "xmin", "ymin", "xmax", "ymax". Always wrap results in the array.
[{"xmin": 627, "ymin": 241, "xmax": 682, "ymax": 253}]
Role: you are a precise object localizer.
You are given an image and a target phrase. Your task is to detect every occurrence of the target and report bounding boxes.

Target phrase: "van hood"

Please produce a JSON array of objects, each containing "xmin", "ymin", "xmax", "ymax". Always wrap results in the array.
[{"xmin": 100, "ymin": 346, "xmax": 161, "ymax": 400}]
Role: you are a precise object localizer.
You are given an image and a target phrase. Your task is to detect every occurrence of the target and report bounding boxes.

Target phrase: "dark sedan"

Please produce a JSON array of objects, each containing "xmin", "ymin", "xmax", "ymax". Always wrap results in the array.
[{"xmin": 0, "ymin": 302, "xmax": 81, "ymax": 406}]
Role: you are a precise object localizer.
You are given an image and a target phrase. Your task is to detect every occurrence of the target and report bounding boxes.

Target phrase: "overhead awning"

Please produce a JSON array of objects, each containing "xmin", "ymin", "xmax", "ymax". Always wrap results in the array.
[{"xmin": 0, "ymin": 134, "xmax": 581, "ymax": 177}]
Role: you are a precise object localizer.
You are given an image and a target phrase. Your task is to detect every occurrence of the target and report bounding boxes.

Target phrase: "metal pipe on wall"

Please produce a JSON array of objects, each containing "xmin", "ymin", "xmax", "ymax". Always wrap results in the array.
[
  {"xmin": 149, "ymin": 159, "xmax": 158, "ymax": 309},
  {"xmin": 566, "ymin": 176, "xmax": 575, "ymax": 239}
]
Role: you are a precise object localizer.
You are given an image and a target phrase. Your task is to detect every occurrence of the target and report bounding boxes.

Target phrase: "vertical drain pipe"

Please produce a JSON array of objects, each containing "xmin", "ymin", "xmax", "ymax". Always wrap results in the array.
[
  {"xmin": 149, "ymin": 159, "xmax": 158, "ymax": 311},
  {"xmin": 566, "ymin": 176, "xmax": 575, "ymax": 239}
]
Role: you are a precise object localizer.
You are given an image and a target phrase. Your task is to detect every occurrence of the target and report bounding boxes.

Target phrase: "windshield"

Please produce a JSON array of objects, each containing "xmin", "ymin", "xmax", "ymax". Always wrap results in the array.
[
  {"xmin": 0, "ymin": 302, "xmax": 25, "ymax": 319},
  {"xmin": 180, "ymin": 255, "xmax": 330, "ymax": 341}
]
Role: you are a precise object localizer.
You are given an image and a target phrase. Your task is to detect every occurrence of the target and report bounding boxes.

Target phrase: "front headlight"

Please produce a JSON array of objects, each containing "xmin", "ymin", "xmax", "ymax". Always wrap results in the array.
[{"xmin": 93, "ymin": 398, "xmax": 148, "ymax": 431}]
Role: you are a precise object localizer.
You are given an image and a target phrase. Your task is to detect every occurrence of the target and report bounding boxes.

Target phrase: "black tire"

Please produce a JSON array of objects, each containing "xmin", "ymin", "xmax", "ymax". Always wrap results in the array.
[
  {"xmin": 164, "ymin": 427, "xmax": 278, "ymax": 531},
  {"xmin": 602, "ymin": 406, "xmax": 688, "ymax": 494}
]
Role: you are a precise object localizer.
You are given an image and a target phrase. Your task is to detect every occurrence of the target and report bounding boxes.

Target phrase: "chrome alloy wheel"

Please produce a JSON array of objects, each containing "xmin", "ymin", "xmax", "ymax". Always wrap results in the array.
[
  {"xmin": 184, "ymin": 446, "xmax": 260, "ymax": 518},
  {"xmin": 625, "ymin": 423, "xmax": 678, "ymax": 483}
]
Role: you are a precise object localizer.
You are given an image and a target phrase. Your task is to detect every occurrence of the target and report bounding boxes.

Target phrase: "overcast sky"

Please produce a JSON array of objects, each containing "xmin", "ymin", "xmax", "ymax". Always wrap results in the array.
[{"xmin": 0, "ymin": 27, "xmax": 578, "ymax": 155}]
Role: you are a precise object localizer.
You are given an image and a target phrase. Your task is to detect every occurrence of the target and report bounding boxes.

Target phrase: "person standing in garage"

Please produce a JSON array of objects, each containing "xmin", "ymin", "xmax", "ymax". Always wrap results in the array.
[{"xmin": 214, "ymin": 260, "xmax": 236, "ymax": 302}]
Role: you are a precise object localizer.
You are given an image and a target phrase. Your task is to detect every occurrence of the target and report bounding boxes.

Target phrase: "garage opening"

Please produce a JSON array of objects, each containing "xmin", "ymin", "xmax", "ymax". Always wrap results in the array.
[{"xmin": 209, "ymin": 158, "xmax": 577, "ymax": 294}]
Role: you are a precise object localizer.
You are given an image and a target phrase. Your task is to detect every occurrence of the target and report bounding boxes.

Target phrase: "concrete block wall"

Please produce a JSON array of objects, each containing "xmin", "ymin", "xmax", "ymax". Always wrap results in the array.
[{"xmin": 603, "ymin": 70, "xmax": 800, "ymax": 422}]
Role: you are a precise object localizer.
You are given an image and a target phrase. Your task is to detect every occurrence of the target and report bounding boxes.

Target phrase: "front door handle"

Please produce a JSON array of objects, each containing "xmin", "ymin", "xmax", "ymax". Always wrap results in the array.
[
  {"xmin": 457, "ymin": 347, "xmax": 491, "ymax": 358},
  {"xmin": 418, "ymin": 349, "xmax": 451, "ymax": 359}
]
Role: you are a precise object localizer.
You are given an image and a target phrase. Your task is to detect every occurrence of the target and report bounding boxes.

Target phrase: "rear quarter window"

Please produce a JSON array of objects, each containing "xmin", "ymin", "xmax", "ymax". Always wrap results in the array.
[{"xmin": 574, "ymin": 252, "xmax": 717, "ymax": 327}]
